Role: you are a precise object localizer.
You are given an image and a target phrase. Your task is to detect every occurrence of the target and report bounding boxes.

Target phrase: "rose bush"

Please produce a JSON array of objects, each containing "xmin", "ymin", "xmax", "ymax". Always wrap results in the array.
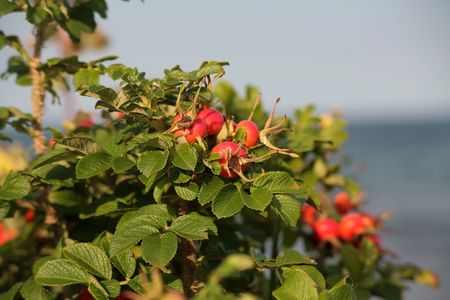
[{"xmin": 0, "ymin": 1, "xmax": 438, "ymax": 299}]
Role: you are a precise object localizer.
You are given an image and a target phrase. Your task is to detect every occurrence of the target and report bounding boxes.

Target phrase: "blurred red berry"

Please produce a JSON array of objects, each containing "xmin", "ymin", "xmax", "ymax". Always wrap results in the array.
[
  {"xmin": 301, "ymin": 204, "xmax": 318, "ymax": 227},
  {"xmin": 334, "ymin": 191, "xmax": 352, "ymax": 214},
  {"xmin": 25, "ymin": 209, "xmax": 35, "ymax": 223},
  {"xmin": 313, "ymin": 218, "xmax": 339, "ymax": 242},
  {"xmin": 78, "ymin": 119, "xmax": 95, "ymax": 128},
  {"xmin": 339, "ymin": 213, "xmax": 367, "ymax": 241}
]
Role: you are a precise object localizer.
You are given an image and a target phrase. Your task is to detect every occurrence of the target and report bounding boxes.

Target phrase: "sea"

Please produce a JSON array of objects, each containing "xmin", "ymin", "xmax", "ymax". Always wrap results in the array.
[
  {"xmin": 345, "ymin": 121, "xmax": 450, "ymax": 300},
  {"xmin": 2, "ymin": 121, "xmax": 449, "ymax": 299}
]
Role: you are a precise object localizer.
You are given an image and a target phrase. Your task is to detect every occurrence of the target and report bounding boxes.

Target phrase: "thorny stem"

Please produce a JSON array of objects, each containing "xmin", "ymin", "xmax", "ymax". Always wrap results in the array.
[
  {"xmin": 30, "ymin": 24, "xmax": 46, "ymax": 155},
  {"xmin": 269, "ymin": 218, "xmax": 281, "ymax": 299},
  {"xmin": 178, "ymin": 200, "xmax": 200, "ymax": 296}
]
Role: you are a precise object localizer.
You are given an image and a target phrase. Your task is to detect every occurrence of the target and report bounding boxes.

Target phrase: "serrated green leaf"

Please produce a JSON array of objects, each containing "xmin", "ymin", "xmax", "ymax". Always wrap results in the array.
[
  {"xmin": 116, "ymin": 204, "xmax": 173, "ymax": 230},
  {"xmin": 174, "ymin": 182, "xmax": 198, "ymax": 201},
  {"xmin": 276, "ymin": 249, "xmax": 316, "ymax": 266},
  {"xmin": 297, "ymin": 265, "xmax": 326, "ymax": 290},
  {"xmin": 111, "ymin": 249, "xmax": 135, "ymax": 279},
  {"xmin": 246, "ymin": 187, "xmax": 273, "ymax": 211},
  {"xmin": 212, "ymin": 185, "xmax": 244, "ymax": 219},
  {"xmin": 169, "ymin": 212, "xmax": 217, "ymax": 240},
  {"xmin": 95, "ymin": 130, "xmax": 125, "ymax": 157},
  {"xmin": 112, "ymin": 156, "xmax": 135, "ymax": 173},
  {"xmin": 59, "ymin": 137, "xmax": 102, "ymax": 154},
  {"xmin": 171, "ymin": 143, "xmax": 197, "ymax": 171},
  {"xmin": 20, "ymin": 279, "xmax": 53, "ymax": 300},
  {"xmin": 100, "ymin": 279, "xmax": 120, "ymax": 298},
  {"xmin": 88, "ymin": 277, "xmax": 109, "ymax": 300},
  {"xmin": 74, "ymin": 68, "xmax": 100, "ymax": 90},
  {"xmin": 63, "ymin": 243, "xmax": 112, "ymax": 279},
  {"xmin": 137, "ymin": 150, "xmax": 168, "ymax": 177},
  {"xmin": 30, "ymin": 148, "xmax": 76, "ymax": 169},
  {"xmin": 76, "ymin": 152, "xmax": 112, "ymax": 179},
  {"xmin": 198, "ymin": 176, "xmax": 224, "ymax": 205},
  {"xmin": 272, "ymin": 267, "xmax": 318, "ymax": 300},
  {"xmin": 272, "ymin": 194, "xmax": 300, "ymax": 227},
  {"xmin": 0, "ymin": 172, "xmax": 30, "ymax": 200},
  {"xmin": 330, "ymin": 277, "xmax": 357, "ymax": 300},
  {"xmin": 252, "ymin": 172, "xmax": 301, "ymax": 194},
  {"xmin": 110, "ymin": 212, "xmax": 165, "ymax": 256},
  {"xmin": 35, "ymin": 259, "xmax": 90, "ymax": 286},
  {"xmin": 141, "ymin": 232, "xmax": 178, "ymax": 268},
  {"xmin": 0, "ymin": 201, "xmax": 10, "ymax": 220}
]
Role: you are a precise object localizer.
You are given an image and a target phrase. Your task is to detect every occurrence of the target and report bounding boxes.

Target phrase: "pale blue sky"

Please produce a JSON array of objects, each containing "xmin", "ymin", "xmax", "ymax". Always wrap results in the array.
[{"xmin": 1, "ymin": 0, "xmax": 450, "ymax": 123}]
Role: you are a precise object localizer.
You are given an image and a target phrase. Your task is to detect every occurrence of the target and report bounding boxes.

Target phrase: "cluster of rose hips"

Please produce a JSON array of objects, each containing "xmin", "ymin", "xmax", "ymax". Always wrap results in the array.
[
  {"xmin": 170, "ymin": 95, "xmax": 297, "ymax": 180},
  {"xmin": 302, "ymin": 192, "xmax": 382, "ymax": 251},
  {"xmin": 171, "ymin": 105, "xmax": 259, "ymax": 179}
]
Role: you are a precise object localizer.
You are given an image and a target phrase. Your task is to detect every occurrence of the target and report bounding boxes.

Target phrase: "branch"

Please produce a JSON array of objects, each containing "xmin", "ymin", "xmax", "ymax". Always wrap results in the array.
[
  {"xmin": 178, "ymin": 200, "xmax": 200, "ymax": 296},
  {"xmin": 30, "ymin": 24, "xmax": 47, "ymax": 155}
]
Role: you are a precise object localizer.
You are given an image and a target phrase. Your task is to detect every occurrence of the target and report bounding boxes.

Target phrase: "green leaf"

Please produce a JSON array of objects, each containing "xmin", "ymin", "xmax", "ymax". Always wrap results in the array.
[
  {"xmin": 272, "ymin": 267, "xmax": 318, "ymax": 300},
  {"xmin": 341, "ymin": 245, "xmax": 363, "ymax": 281},
  {"xmin": 116, "ymin": 204, "xmax": 173, "ymax": 230},
  {"xmin": 272, "ymin": 194, "xmax": 300, "ymax": 227},
  {"xmin": 212, "ymin": 185, "xmax": 244, "ymax": 219},
  {"xmin": 73, "ymin": 68, "xmax": 101, "ymax": 90},
  {"xmin": 111, "ymin": 249, "xmax": 135, "ymax": 279},
  {"xmin": 171, "ymin": 143, "xmax": 197, "ymax": 171},
  {"xmin": 48, "ymin": 189, "xmax": 83, "ymax": 207},
  {"xmin": 137, "ymin": 150, "xmax": 169, "ymax": 177},
  {"xmin": 30, "ymin": 148, "xmax": 76, "ymax": 169},
  {"xmin": 0, "ymin": 172, "xmax": 31, "ymax": 200},
  {"xmin": 76, "ymin": 152, "xmax": 112, "ymax": 179},
  {"xmin": 276, "ymin": 249, "xmax": 316, "ymax": 266},
  {"xmin": 330, "ymin": 277, "xmax": 357, "ymax": 300},
  {"xmin": 153, "ymin": 177, "xmax": 170, "ymax": 203},
  {"xmin": 35, "ymin": 259, "xmax": 90, "ymax": 286},
  {"xmin": 0, "ymin": 201, "xmax": 10, "ymax": 220},
  {"xmin": 110, "ymin": 214, "xmax": 164, "ymax": 256},
  {"xmin": 20, "ymin": 279, "xmax": 53, "ymax": 300},
  {"xmin": 0, "ymin": 282, "xmax": 22, "ymax": 300},
  {"xmin": 112, "ymin": 157, "xmax": 135, "ymax": 173},
  {"xmin": 174, "ymin": 182, "xmax": 198, "ymax": 201},
  {"xmin": 198, "ymin": 176, "xmax": 224, "ymax": 205},
  {"xmin": 95, "ymin": 130, "xmax": 125, "ymax": 157},
  {"xmin": 141, "ymin": 232, "xmax": 178, "ymax": 268},
  {"xmin": 169, "ymin": 212, "xmax": 217, "ymax": 240},
  {"xmin": 59, "ymin": 137, "xmax": 102, "ymax": 154},
  {"xmin": 100, "ymin": 279, "xmax": 120, "ymax": 298},
  {"xmin": 87, "ymin": 277, "xmax": 109, "ymax": 300},
  {"xmin": 297, "ymin": 265, "xmax": 326, "ymax": 290},
  {"xmin": 0, "ymin": 1, "xmax": 18, "ymax": 17},
  {"xmin": 63, "ymin": 243, "xmax": 112, "ymax": 279},
  {"xmin": 246, "ymin": 187, "xmax": 273, "ymax": 211},
  {"xmin": 252, "ymin": 172, "xmax": 302, "ymax": 194}
]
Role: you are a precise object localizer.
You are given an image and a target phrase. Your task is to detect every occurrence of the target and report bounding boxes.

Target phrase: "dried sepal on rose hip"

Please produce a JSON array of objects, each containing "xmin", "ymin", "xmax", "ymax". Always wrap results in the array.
[
  {"xmin": 211, "ymin": 141, "xmax": 248, "ymax": 180},
  {"xmin": 259, "ymin": 97, "xmax": 298, "ymax": 158}
]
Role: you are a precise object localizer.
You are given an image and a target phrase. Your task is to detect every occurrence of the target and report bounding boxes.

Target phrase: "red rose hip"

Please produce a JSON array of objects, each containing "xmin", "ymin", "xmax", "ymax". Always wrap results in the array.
[
  {"xmin": 334, "ymin": 192, "xmax": 352, "ymax": 214},
  {"xmin": 236, "ymin": 120, "xmax": 260, "ymax": 147},
  {"xmin": 173, "ymin": 114, "xmax": 207, "ymax": 143},
  {"xmin": 313, "ymin": 218, "xmax": 339, "ymax": 242},
  {"xmin": 197, "ymin": 108, "xmax": 224, "ymax": 135},
  {"xmin": 211, "ymin": 142, "xmax": 247, "ymax": 179}
]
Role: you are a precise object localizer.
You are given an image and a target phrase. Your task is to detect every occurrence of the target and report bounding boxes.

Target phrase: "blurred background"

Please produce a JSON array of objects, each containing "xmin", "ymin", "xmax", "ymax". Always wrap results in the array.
[{"xmin": 1, "ymin": 1, "xmax": 449, "ymax": 299}]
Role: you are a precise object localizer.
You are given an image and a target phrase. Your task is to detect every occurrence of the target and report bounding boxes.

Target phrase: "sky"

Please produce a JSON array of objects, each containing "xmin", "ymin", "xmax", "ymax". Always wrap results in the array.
[{"xmin": 1, "ymin": 0, "xmax": 450, "ymax": 123}]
